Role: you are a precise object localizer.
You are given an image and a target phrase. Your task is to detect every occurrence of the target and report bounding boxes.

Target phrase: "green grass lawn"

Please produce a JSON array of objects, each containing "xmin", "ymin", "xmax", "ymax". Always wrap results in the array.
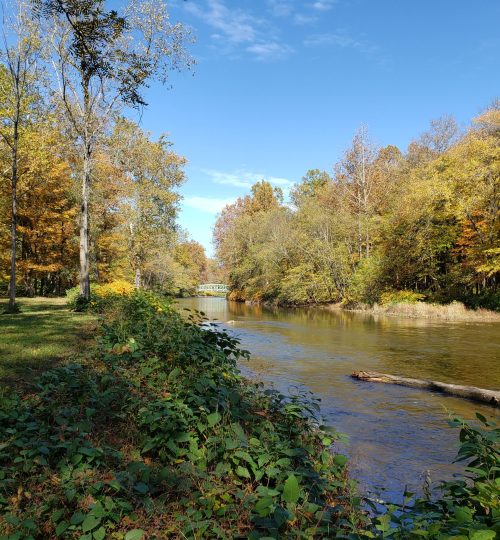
[{"xmin": 0, "ymin": 297, "xmax": 97, "ymax": 385}]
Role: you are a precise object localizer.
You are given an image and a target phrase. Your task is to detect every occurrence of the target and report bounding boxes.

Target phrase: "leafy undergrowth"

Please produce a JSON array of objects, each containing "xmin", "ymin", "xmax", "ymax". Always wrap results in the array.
[
  {"xmin": 0, "ymin": 292, "xmax": 365, "ymax": 539},
  {"xmin": 1, "ymin": 292, "xmax": 498, "ymax": 539}
]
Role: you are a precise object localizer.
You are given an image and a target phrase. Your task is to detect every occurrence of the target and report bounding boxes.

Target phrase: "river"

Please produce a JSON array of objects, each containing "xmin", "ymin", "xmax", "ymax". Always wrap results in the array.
[{"xmin": 177, "ymin": 297, "xmax": 500, "ymax": 502}]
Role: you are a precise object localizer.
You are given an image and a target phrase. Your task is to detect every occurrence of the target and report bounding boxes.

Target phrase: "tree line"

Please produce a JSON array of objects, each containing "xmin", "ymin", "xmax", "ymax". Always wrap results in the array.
[
  {"xmin": 214, "ymin": 106, "xmax": 499, "ymax": 310},
  {"xmin": 0, "ymin": 0, "xmax": 211, "ymax": 310}
]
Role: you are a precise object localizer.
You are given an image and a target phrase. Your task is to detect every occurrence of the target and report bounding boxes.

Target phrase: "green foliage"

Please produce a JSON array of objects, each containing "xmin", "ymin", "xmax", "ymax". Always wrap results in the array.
[
  {"xmin": 348, "ymin": 255, "xmax": 386, "ymax": 305},
  {"xmin": 279, "ymin": 264, "xmax": 334, "ymax": 305},
  {"xmin": 461, "ymin": 291, "xmax": 500, "ymax": 312},
  {"xmin": 1, "ymin": 293, "xmax": 498, "ymax": 538},
  {"xmin": 66, "ymin": 281, "xmax": 135, "ymax": 312},
  {"xmin": 0, "ymin": 291, "xmax": 361, "ymax": 538},
  {"xmin": 215, "ymin": 107, "xmax": 500, "ymax": 311}
]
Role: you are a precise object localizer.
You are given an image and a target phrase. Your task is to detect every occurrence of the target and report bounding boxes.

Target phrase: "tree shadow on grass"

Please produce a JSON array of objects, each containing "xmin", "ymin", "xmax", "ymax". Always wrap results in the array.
[{"xmin": 0, "ymin": 300, "xmax": 97, "ymax": 387}]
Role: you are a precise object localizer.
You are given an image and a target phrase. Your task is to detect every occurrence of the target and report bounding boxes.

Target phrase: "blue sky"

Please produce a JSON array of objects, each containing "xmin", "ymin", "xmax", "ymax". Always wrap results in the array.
[{"xmin": 136, "ymin": 0, "xmax": 500, "ymax": 257}]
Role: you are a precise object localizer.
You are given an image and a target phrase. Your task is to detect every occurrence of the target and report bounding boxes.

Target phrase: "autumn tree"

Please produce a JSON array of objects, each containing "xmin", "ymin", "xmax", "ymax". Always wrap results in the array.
[
  {"xmin": 290, "ymin": 169, "xmax": 331, "ymax": 207},
  {"xmin": 39, "ymin": 0, "xmax": 193, "ymax": 300},
  {"xmin": 108, "ymin": 118, "xmax": 186, "ymax": 288},
  {"xmin": 0, "ymin": 0, "xmax": 41, "ymax": 311},
  {"xmin": 335, "ymin": 126, "xmax": 377, "ymax": 259},
  {"xmin": 16, "ymin": 124, "xmax": 78, "ymax": 295}
]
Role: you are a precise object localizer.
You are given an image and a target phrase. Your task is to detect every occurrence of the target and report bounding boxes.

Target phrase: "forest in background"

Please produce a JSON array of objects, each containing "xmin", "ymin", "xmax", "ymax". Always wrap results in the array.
[
  {"xmin": 0, "ymin": 112, "xmax": 214, "ymax": 297},
  {"xmin": 0, "ymin": 0, "xmax": 498, "ymax": 312},
  {"xmin": 214, "ymin": 105, "xmax": 500, "ymax": 310},
  {"xmin": 0, "ymin": 0, "xmax": 227, "ymax": 304}
]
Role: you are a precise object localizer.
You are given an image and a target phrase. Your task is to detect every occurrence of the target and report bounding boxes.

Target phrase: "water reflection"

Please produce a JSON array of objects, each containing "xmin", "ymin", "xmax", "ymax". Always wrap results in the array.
[{"xmin": 177, "ymin": 297, "xmax": 500, "ymax": 501}]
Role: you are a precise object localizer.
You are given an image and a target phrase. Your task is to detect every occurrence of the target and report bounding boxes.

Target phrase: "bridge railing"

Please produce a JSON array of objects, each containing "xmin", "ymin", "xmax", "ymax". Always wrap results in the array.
[{"xmin": 197, "ymin": 283, "xmax": 230, "ymax": 293}]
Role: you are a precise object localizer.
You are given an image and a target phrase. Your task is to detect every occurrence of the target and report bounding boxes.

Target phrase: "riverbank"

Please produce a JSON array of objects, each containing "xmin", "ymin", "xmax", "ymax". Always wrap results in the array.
[
  {"xmin": 230, "ymin": 292, "xmax": 500, "ymax": 322},
  {"xmin": 330, "ymin": 300, "xmax": 500, "ymax": 322},
  {"xmin": 0, "ymin": 292, "xmax": 363, "ymax": 539},
  {"xmin": 1, "ymin": 292, "xmax": 498, "ymax": 539}
]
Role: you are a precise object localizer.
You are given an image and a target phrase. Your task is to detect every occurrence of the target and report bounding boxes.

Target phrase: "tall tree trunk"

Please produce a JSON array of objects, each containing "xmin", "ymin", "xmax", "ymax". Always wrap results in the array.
[
  {"xmin": 80, "ymin": 78, "xmax": 92, "ymax": 301},
  {"xmin": 80, "ymin": 144, "xmax": 91, "ymax": 300},
  {"xmin": 8, "ymin": 120, "xmax": 19, "ymax": 312}
]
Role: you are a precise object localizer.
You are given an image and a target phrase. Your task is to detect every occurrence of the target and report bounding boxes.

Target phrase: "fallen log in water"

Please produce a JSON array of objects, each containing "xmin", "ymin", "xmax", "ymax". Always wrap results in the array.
[{"xmin": 351, "ymin": 370, "xmax": 500, "ymax": 407}]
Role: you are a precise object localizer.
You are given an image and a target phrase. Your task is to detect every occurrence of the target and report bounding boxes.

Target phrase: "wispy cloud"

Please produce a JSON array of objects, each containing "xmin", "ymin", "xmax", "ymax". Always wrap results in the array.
[
  {"xmin": 183, "ymin": 196, "xmax": 237, "ymax": 214},
  {"xmin": 202, "ymin": 168, "xmax": 293, "ymax": 189},
  {"xmin": 246, "ymin": 42, "xmax": 293, "ymax": 61},
  {"xmin": 309, "ymin": 0, "xmax": 337, "ymax": 11},
  {"xmin": 293, "ymin": 13, "xmax": 318, "ymax": 25},
  {"xmin": 184, "ymin": 0, "xmax": 292, "ymax": 61},
  {"xmin": 304, "ymin": 31, "xmax": 381, "ymax": 60},
  {"xmin": 184, "ymin": 0, "xmax": 257, "ymax": 44},
  {"xmin": 267, "ymin": 0, "xmax": 294, "ymax": 18},
  {"xmin": 266, "ymin": 0, "xmax": 318, "ymax": 25}
]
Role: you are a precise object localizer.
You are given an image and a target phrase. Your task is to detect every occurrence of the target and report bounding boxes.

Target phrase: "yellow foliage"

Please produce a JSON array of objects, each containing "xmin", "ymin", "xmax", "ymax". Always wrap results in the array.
[
  {"xmin": 94, "ymin": 280, "xmax": 134, "ymax": 297},
  {"xmin": 380, "ymin": 290, "xmax": 426, "ymax": 305}
]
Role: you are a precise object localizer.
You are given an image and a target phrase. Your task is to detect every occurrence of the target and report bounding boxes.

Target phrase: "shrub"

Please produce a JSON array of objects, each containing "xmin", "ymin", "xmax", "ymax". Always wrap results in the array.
[
  {"xmin": 374, "ymin": 414, "xmax": 499, "ymax": 539},
  {"xmin": 65, "ymin": 285, "xmax": 81, "ymax": 309},
  {"xmin": 96, "ymin": 280, "xmax": 134, "ymax": 297},
  {"xmin": 1, "ymin": 291, "xmax": 363, "ymax": 539},
  {"xmin": 66, "ymin": 280, "xmax": 134, "ymax": 311},
  {"xmin": 462, "ymin": 291, "xmax": 500, "ymax": 312},
  {"xmin": 380, "ymin": 289, "xmax": 426, "ymax": 305},
  {"xmin": 348, "ymin": 255, "xmax": 385, "ymax": 305}
]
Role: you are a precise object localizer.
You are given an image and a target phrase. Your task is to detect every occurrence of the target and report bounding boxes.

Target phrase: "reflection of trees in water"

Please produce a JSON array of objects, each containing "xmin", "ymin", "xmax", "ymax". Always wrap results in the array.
[
  {"xmin": 180, "ymin": 297, "xmax": 499, "ymax": 418},
  {"xmin": 180, "ymin": 296, "xmax": 499, "ymax": 499},
  {"xmin": 176, "ymin": 297, "xmax": 230, "ymax": 320}
]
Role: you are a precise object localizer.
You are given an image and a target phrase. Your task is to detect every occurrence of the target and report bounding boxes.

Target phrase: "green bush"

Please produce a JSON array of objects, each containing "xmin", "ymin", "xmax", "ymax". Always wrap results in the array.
[
  {"xmin": 64, "ymin": 285, "xmax": 81, "ymax": 309},
  {"xmin": 0, "ymin": 291, "xmax": 362, "ymax": 539},
  {"xmin": 4, "ymin": 290, "xmax": 496, "ymax": 538},
  {"xmin": 462, "ymin": 291, "xmax": 500, "ymax": 312},
  {"xmin": 65, "ymin": 280, "xmax": 134, "ymax": 312},
  {"xmin": 348, "ymin": 255, "xmax": 385, "ymax": 305}
]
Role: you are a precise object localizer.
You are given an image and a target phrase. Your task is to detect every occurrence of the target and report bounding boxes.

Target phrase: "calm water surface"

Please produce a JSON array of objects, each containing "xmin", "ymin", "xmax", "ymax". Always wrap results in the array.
[{"xmin": 178, "ymin": 298, "xmax": 500, "ymax": 501}]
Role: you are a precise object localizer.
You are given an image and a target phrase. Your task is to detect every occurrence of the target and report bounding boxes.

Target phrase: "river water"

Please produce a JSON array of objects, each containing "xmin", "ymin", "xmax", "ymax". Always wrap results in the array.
[{"xmin": 177, "ymin": 297, "xmax": 500, "ymax": 501}]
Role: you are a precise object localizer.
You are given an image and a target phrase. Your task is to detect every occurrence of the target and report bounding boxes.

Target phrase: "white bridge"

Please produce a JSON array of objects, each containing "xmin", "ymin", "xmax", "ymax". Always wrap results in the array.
[{"xmin": 197, "ymin": 283, "xmax": 230, "ymax": 294}]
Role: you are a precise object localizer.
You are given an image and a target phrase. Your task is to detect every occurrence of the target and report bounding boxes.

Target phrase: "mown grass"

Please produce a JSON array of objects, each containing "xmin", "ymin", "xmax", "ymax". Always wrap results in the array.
[{"xmin": 0, "ymin": 297, "xmax": 97, "ymax": 385}]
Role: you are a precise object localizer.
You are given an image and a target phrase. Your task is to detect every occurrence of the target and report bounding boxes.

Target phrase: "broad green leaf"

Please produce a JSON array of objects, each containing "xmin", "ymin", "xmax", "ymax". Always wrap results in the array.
[
  {"xmin": 81, "ymin": 514, "xmax": 101, "ymax": 532},
  {"xmin": 207, "ymin": 412, "xmax": 221, "ymax": 427},
  {"xmin": 283, "ymin": 474, "xmax": 300, "ymax": 504},
  {"xmin": 55, "ymin": 521, "xmax": 69, "ymax": 536},
  {"xmin": 470, "ymin": 531, "xmax": 496, "ymax": 540},
  {"xmin": 70, "ymin": 512, "xmax": 85, "ymax": 525},
  {"xmin": 454, "ymin": 506, "xmax": 473, "ymax": 523},
  {"xmin": 93, "ymin": 527, "xmax": 106, "ymax": 540},
  {"xmin": 133, "ymin": 482, "xmax": 149, "ymax": 494},
  {"xmin": 333, "ymin": 454, "xmax": 348, "ymax": 467},
  {"xmin": 125, "ymin": 530, "xmax": 145, "ymax": 540},
  {"xmin": 254, "ymin": 496, "xmax": 274, "ymax": 515},
  {"xmin": 236, "ymin": 465, "xmax": 251, "ymax": 478}
]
